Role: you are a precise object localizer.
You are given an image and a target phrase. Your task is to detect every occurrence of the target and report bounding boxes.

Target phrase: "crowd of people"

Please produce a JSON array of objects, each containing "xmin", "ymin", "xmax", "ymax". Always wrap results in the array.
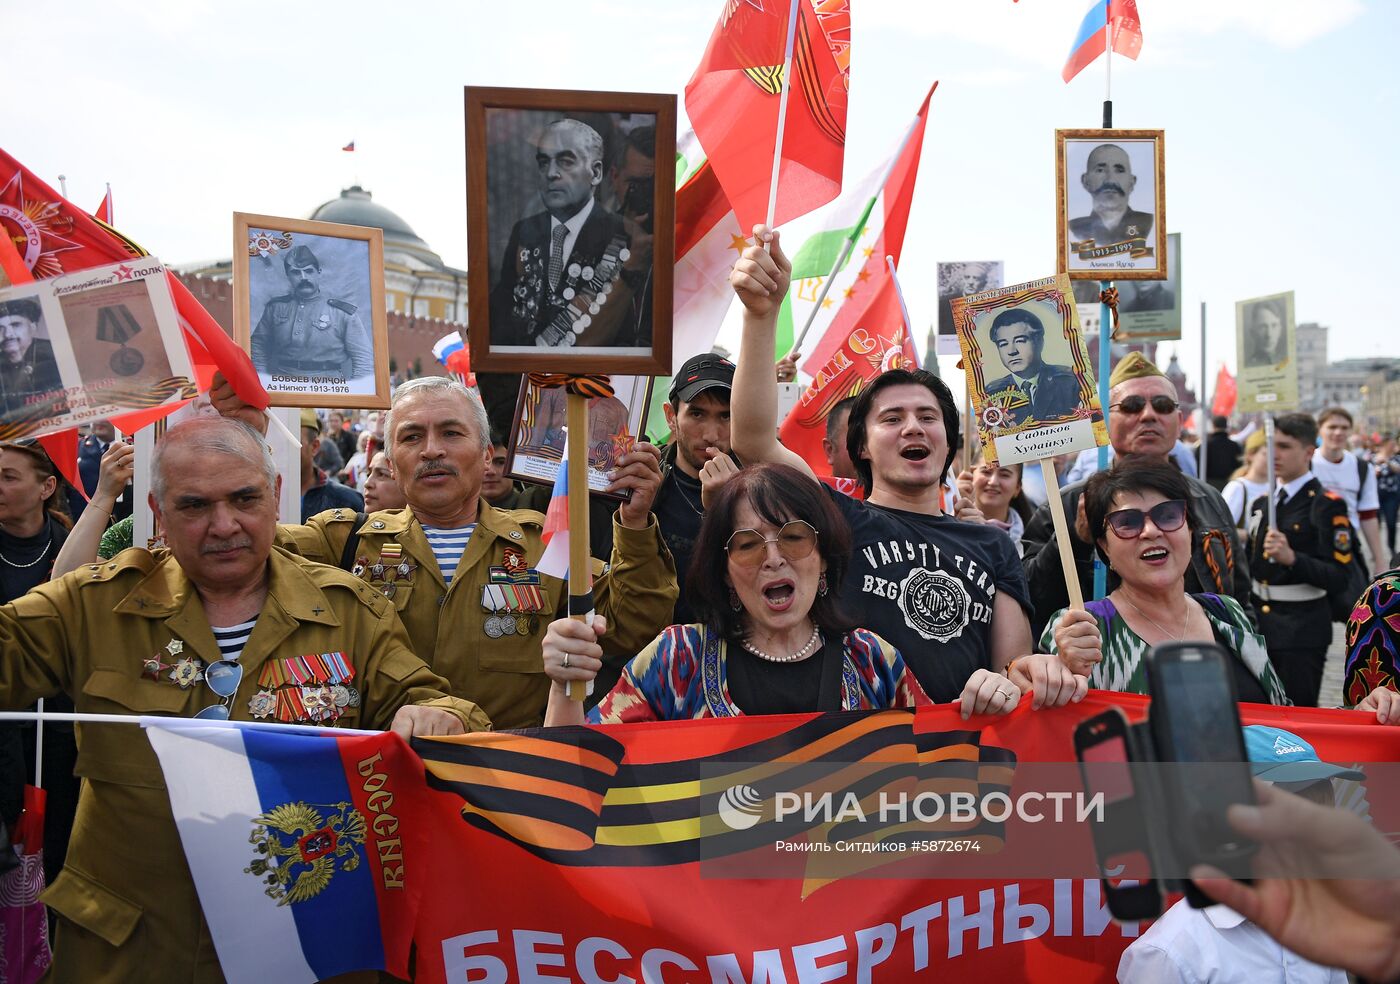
[{"xmin": 0, "ymin": 226, "xmax": 1395, "ymax": 980}]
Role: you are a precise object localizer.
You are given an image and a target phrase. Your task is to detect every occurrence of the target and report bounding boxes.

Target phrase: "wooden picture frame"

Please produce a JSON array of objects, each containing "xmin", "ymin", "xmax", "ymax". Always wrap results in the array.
[
  {"xmin": 1056, "ymin": 128, "xmax": 1167, "ymax": 281},
  {"xmin": 504, "ymin": 374, "xmax": 654, "ymax": 501},
  {"xmin": 465, "ymin": 85, "xmax": 675, "ymax": 376},
  {"xmin": 232, "ymin": 212, "xmax": 390, "ymax": 409}
]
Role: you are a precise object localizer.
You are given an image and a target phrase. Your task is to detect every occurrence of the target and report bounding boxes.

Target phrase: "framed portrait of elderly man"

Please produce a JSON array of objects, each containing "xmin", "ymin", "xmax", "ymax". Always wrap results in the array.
[
  {"xmin": 465, "ymin": 86, "xmax": 676, "ymax": 376},
  {"xmin": 505, "ymin": 374, "xmax": 653, "ymax": 499},
  {"xmin": 952, "ymin": 274, "xmax": 1107, "ymax": 465},
  {"xmin": 1056, "ymin": 129, "xmax": 1167, "ymax": 280},
  {"xmin": 231, "ymin": 212, "xmax": 390, "ymax": 409},
  {"xmin": 935, "ymin": 261, "xmax": 1003, "ymax": 355},
  {"xmin": 1236, "ymin": 290, "xmax": 1298, "ymax": 413}
]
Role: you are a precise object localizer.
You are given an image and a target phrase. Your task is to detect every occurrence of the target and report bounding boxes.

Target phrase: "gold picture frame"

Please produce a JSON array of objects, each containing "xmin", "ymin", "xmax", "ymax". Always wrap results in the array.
[{"xmin": 1056, "ymin": 128, "xmax": 1167, "ymax": 281}]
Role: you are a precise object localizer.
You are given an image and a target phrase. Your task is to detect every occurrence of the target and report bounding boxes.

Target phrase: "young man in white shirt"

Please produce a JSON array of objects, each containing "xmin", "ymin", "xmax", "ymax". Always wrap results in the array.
[{"xmin": 1311, "ymin": 407, "xmax": 1382, "ymax": 572}]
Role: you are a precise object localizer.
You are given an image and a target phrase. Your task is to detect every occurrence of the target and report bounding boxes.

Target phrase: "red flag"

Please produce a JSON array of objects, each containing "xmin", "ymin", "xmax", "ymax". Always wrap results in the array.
[
  {"xmin": 93, "ymin": 185, "xmax": 112, "ymax": 225},
  {"xmin": 685, "ymin": 0, "xmax": 850, "ymax": 233},
  {"xmin": 1211, "ymin": 364, "xmax": 1237, "ymax": 419},
  {"xmin": 0, "ymin": 148, "xmax": 268, "ymax": 411},
  {"xmin": 779, "ymin": 89, "xmax": 932, "ymax": 474}
]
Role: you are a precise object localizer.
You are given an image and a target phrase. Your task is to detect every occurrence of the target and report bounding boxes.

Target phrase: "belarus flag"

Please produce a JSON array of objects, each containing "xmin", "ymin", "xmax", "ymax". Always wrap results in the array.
[{"xmin": 145, "ymin": 721, "xmax": 419, "ymax": 984}]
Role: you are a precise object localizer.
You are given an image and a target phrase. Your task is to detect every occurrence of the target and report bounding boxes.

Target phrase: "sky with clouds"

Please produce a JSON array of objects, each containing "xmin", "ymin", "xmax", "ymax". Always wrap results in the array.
[{"xmin": 5, "ymin": 0, "xmax": 1395, "ymax": 402}]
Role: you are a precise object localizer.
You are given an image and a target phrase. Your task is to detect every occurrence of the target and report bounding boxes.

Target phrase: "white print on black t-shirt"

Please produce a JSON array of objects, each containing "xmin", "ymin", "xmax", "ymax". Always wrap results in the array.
[{"xmin": 858, "ymin": 539, "xmax": 997, "ymax": 643}]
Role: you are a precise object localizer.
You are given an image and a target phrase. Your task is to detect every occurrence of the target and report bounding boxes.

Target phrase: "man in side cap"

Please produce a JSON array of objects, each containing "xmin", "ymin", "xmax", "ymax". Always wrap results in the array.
[
  {"xmin": 1022, "ymin": 352, "xmax": 1251, "ymax": 639},
  {"xmin": 250, "ymin": 243, "xmax": 374, "ymax": 385},
  {"xmin": 1117, "ymin": 726, "xmax": 1359, "ymax": 983}
]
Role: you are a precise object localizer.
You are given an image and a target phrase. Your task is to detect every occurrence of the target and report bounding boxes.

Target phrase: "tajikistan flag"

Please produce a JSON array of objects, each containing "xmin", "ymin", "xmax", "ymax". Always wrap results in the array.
[{"xmin": 777, "ymin": 85, "xmax": 936, "ymax": 475}]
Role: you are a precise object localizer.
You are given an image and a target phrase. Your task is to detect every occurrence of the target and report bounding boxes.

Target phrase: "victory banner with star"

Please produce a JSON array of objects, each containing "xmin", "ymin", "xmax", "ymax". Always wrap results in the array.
[
  {"xmin": 147, "ymin": 698, "xmax": 1400, "ymax": 984},
  {"xmin": 0, "ymin": 258, "xmax": 196, "ymax": 441},
  {"xmin": 953, "ymin": 274, "xmax": 1107, "ymax": 466}
]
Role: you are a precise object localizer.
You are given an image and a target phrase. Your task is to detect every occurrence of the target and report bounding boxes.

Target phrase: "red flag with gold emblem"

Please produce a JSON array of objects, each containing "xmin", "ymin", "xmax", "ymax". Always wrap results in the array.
[
  {"xmin": 0, "ymin": 148, "xmax": 269, "ymax": 412},
  {"xmin": 685, "ymin": 0, "xmax": 850, "ymax": 233}
]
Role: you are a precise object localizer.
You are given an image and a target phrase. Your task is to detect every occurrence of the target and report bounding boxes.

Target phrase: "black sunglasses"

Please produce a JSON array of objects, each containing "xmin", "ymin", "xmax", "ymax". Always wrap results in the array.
[
  {"xmin": 1109, "ymin": 395, "xmax": 1179, "ymax": 416},
  {"xmin": 1104, "ymin": 499, "xmax": 1188, "ymax": 539}
]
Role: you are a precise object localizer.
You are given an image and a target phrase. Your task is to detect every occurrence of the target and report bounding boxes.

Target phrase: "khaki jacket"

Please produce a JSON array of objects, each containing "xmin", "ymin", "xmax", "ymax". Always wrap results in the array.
[
  {"xmin": 276, "ymin": 501, "xmax": 678, "ymax": 730},
  {"xmin": 0, "ymin": 545, "xmax": 486, "ymax": 982}
]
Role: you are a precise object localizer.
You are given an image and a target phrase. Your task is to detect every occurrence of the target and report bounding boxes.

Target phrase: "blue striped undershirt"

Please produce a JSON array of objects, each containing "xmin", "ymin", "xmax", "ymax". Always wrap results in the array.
[{"xmin": 420, "ymin": 524, "xmax": 477, "ymax": 583}]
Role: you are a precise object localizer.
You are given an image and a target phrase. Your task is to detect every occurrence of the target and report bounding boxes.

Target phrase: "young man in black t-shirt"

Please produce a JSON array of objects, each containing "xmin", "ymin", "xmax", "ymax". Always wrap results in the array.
[{"xmin": 730, "ymin": 227, "xmax": 1082, "ymax": 710}]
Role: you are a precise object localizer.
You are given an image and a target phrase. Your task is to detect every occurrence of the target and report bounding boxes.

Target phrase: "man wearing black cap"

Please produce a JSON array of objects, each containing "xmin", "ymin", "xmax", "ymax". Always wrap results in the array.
[
  {"xmin": 653, "ymin": 353, "xmax": 735, "ymax": 623},
  {"xmin": 250, "ymin": 243, "xmax": 374, "ymax": 385}
]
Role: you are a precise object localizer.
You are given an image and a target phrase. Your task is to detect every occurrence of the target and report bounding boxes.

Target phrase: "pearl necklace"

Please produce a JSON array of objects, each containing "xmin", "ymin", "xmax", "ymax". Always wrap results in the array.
[{"xmin": 740, "ymin": 624, "xmax": 822, "ymax": 663}]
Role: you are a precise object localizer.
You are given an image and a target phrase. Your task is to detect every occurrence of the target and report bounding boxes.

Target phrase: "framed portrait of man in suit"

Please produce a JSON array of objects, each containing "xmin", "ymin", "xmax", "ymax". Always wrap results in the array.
[
  {"xmin": 1236, "ymin": 290, "xmax": 1298, "ymax": 413},
  {"xmin": 232, "ymin": 213, "xmax": 390, "ymax": 409},
  {"xmin": 1056, "ymin": 129, "xmax": 1167, "ymax": 281},
  {"xmin": 952, "ymin": 274, "xmax": 1108, "ymax": 465},
  {"xmin": 465, "ymin": 86, "xmax": 676, "ymax": 376}
]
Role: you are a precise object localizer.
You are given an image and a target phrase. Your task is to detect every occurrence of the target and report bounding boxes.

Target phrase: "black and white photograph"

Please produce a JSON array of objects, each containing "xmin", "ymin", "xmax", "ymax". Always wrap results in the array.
[
  {"xmin": 232, "ymin": 212, "xmax": 390, "ymax": 409},
  {"xmin": 1236, "ymin": 290, "xmax": 1298, "ymax": 412},
  {"xmin": 1116, "ymin": 232, "xmax": 1182, "ymax": 340},
  {"xmin": 935, "ymin": 260, "xmax": 1002, "ymax": 354},
  {"xmin": 1056, "ymin": 128, "xmax": 1167, "ymax": 280},
  {"xmin": 466, "ymin": 86, "xmax": 675, "ymax": 376},
  {"xmin": 0, "ymin": 292, "xmax": 64, "ymax": 417}
]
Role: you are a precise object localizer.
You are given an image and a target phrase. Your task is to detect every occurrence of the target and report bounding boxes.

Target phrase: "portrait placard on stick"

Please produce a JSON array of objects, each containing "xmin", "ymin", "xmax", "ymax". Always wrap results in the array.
[
  {"xmin": 0, "ymin": 258, "xmax": 196, "ymax": 440},
  {"xmin": 506, "ymin": 374, "xmax": 651, "ymax": 500},
  {"xmin": 464, "ymin": 86, "xmax": 676, "ymax": 376},
  {"xmin": 1235, "ymin": 290, "xmax": 1297, "ymax": 413},
  {"xmin": 232, "ymin": 213, "xmax": 390, "ymax": 410},
  {"xmin": 936, "ymin": 261, "xmax": 1003, "ymax": 355},
  {"xmin": 1115, "ymin": 232, "xmax": 1181, "ymax": 340},
  {"xmin": 952, "ymin": 274, "xmax": 1107, "ymax": 465},
  {"xmin": 1056, "ymin": 128, "xmax": 1167, "ymax": 280}
]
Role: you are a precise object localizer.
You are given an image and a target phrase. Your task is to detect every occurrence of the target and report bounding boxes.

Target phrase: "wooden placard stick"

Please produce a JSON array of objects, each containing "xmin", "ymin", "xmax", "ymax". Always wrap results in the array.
[
  {"xmin": 1041, "ymin": 457, "xmax": 1085, "ymax": 609},
  {"xmin": 565, "ymin": 391, "xmax": 593, "ymax": 703}
]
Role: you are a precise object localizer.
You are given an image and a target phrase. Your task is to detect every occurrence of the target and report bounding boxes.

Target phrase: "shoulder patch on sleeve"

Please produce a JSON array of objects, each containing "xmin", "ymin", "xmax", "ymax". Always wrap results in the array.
[{"xmin": 327, "ymin": 297, "xmax": 357, "ymax": 315}]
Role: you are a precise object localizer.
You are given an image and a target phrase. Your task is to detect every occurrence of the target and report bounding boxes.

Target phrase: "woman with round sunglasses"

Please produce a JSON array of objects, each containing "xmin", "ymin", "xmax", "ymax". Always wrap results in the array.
[
  {"xmin": 541, "ymin": 463, "xmax": 937, "ymax": 724},
  {"xmin": 1041, "ymin": 459, "xmax": 1292, "ymax": 703}
]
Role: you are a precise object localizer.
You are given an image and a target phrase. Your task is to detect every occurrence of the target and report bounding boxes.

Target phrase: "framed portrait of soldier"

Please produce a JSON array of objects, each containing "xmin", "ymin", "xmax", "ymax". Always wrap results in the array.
[
  {"xmin": 232, "ymin": 213, "xmax": 390, "ymax": 409},
  {"xmin": 1056, "ymin": 129, "xmax": 1167, "ymax": 280},
  {"xmin": 505, "ymin": 374, "xmax": 653, "ymax": 500},
  {"xmin": 465, "ymin": 86, "xmax": 676, "ymax": 376},
  {"xmin": 1236, "ymin": 290, "xmax": 1298, "ymax": 413},
  {"xmin": 935, "ymin": 261, "xmax": 1003, "ymax": 355},
  {"xmin": 952, "ymin": 274, "xmax": 1108, "ymax": 465},
  {"xmin": 1115, "ymin": 233, "xmax": 1182, "ymax": 340}
]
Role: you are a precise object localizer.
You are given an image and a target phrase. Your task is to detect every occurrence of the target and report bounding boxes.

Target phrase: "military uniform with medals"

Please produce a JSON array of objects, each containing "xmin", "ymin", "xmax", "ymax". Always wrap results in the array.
[
  {"xmin": 0, "ymin": 545, "xmax": 487, "ymax": 982},
  {"xmin": 1247, "ymin": 476, "xmax": 1354, "ymax": 706},
  {"xmin": 250, "ymin": 293, "xmax": 374, "ymax": 380},
  {"xmin": 1068, "ymin": 209, "xmax": 1156, "ymax": 249},
  {"xmin": 278, "ymin": 502, "xmax": 677, "ymax": 729}
]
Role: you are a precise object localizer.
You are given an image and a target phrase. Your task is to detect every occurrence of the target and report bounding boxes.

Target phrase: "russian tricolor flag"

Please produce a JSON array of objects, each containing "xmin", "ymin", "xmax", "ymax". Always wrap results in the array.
[
  {"xmin": 536, "ymin": 442, "xmax": 570, "ymax": 580},
  {"xmin": 1063, "ymin": 0, "xmax": 1143, "ymax": 83},
  {"xmin": 146, "ymin": 721, "xmax": 419, "ymax": 984},
  {"xmin": 432, "ymin": 330, "xmax": 475, "ymax": 387}
]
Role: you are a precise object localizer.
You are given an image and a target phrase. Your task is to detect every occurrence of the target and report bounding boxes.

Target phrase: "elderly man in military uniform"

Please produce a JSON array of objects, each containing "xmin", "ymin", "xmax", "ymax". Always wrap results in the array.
[
  {"xmin": 488, "ymin": 118, "xmax": 650, "ymax": 350},
  {"xmin": 1069, "ymin": 143, "xmax": 1154, "ymax": 248},
  {"xmin": 1248, "ymin": 412, "xmax": 1357, "ymax": 707},
  {"xmin": 211, "ymin": 372, "xmax": 678, "ymax": 729},
  {"xmin": 984, "ymin": 306, "xmax": 1084, "ymax": 427},
  {"xmin": 250, "ymin": 243, "xmax": 374, "ymax": 383},
  {"xmin": 0, "ymin": 415, "xmax": 488, "ymax": 982}
]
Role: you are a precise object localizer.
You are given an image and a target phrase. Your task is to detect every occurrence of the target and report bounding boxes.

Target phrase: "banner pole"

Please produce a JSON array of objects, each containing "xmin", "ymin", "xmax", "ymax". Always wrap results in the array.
[
  {"xmin": 1199, "ymin": 301, "xmax": 1209, "ymax": 478},
  {"xmin": 1264, "ymin": 414, "xmax": 1277, "ymax": 532},
  {"xmin": 1042, "ymin": 459, "xmax": 1085, "ymax": 610},
  {"xmin": 763, "ymin": 0, "xmax": 803, "ymax": 233},
  {"xmin": 885, "ymin": 255, "xmax": 914, "ymax": 341},
  {"xmin": 1093, "ymin": 81, "xmax": 1114, "ymax": 600},
  {"xmin": 565, "ymin": 392, "xmax": 593, "ymax": 704}
]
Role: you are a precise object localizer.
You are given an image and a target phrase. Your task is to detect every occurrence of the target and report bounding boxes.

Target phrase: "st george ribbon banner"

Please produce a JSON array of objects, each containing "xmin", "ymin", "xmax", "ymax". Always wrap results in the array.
[{"xmin": 147, "ymin": 698, "xmax": 1400, "ymax": 983}]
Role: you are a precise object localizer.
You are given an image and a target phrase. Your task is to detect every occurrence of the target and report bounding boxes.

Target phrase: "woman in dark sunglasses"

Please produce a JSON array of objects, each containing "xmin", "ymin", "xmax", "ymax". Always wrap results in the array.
[{"xmin": 1040, "ymin": 460, "xmax": 1291, "ymax": 704}]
